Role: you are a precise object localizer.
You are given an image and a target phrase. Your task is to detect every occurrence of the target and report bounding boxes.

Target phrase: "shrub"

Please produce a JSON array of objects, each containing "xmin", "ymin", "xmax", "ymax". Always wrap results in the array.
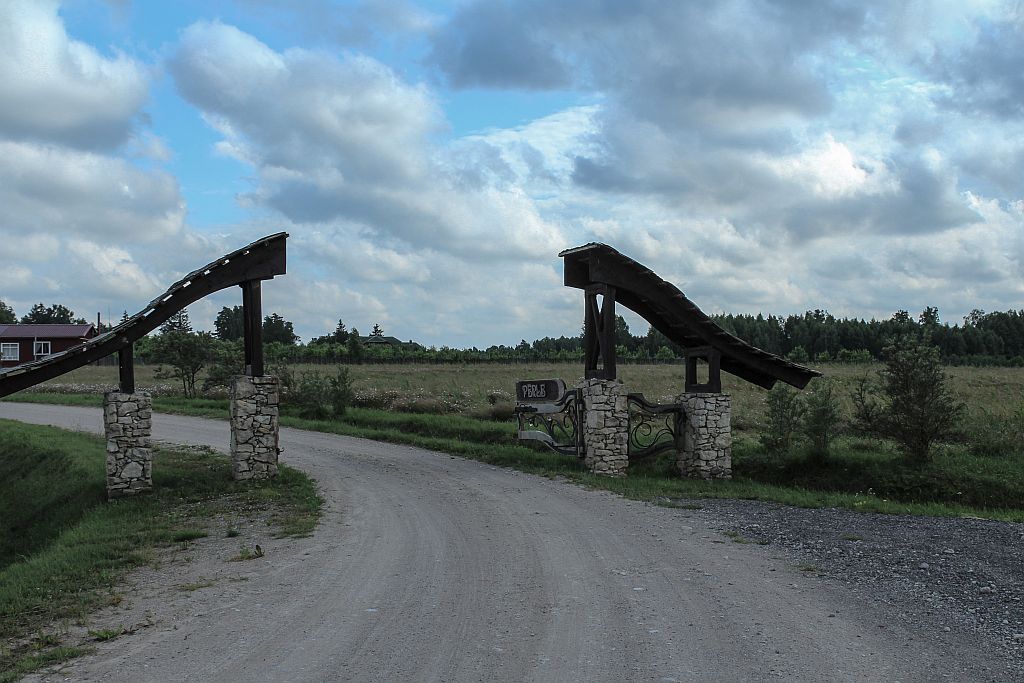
[
  {"xmin": 328, "ymin": 366, "xmax": 354, "ymax": 416},
  {"xmin": 201, "ymin": 339, "xmax": 244, "ymax": 393},
  {"xmin": 760, "ymin": 383, "xmax": 805, "ymax": 452},
  {"xmin": 785, "ymin": 346, "xmax": 810, "ymax": 364},
  {"xmin": 802, "ymin": 379, "xmax": 842, "ymax": 459},
  {"xmin": 293, "ymin": 371, "xmax": 331, "ymax": 419},
  {"xmin": 851, "ymin": 372, "xmax": 880, "ymax": 437},
  {"xmin": 288, "ymin": 366, "xmax": 353, "ymax": 419},
  {"xmin": 872, "ymin": 335, "xmax": 964, "ymax": 464}
]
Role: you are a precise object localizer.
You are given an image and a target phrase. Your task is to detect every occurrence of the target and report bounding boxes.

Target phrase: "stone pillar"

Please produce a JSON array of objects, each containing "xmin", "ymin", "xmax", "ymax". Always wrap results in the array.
[
  {"xmin": 677, "ymin": 393, "xmax": 732, "ymax": 479},
  {"xmin": 230, "ymin": 375, "xmax": 280, "ymax": 480},
  {"xmin": 579, "ymin": 378, "xmax": 629, "ymax": 477},
  {"xmin": 103, "ymin": 391, "xmax": 153, "ymax": 499}
]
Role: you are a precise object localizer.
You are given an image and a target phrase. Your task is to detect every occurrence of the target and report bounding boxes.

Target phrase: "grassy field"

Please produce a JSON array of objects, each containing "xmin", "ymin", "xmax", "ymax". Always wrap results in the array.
[
  {"xmin": 0, "ymin": 420, "xmax": 322, "ymax": 682},
  {"xmin": 30, "ymin": 360, "xmax": 1024, "ymax": 426},
  {"xmin": 6, "ymin": 360, "xmax": 1024, "ymax": 521}
]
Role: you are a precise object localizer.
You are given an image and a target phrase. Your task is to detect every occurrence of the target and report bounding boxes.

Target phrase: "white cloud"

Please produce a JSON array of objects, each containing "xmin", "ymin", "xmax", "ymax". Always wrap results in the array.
[
  {"xmin": 0, "ymin": 0, "xmax": 149, "ymax": 149},
  {"xmin": 169, "ymin": 21, "xmax": 566, "ymax": 261},
  {"xmin": 0, "ymin": 141, "xmax": 184, "ymax": 240}
]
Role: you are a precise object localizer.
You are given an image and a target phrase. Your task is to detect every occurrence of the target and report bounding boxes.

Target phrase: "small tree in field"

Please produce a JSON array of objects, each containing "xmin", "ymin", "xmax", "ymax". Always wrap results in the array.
[
  {"xmin": 760, "ymin": 383, "xmax": 805, "ymax": 452},
  {"xmin": 853, "ymin": 334, "xmax": 964, "ymax": 463},
  {"xmin": 802, "ymin": 379, "xmax": 841, "ymax": 459},
  {"xmin": 878, "ymin": 335, "xmax": 963, "ymax": 463}
]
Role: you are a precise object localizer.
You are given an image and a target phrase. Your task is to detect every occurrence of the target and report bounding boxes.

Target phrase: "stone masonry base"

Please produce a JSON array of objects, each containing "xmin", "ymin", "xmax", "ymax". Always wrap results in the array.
[
  {"xmin": 230, "ymin": 375, "xmax": 280, "ymax": 480},
  {"xmin": 104, "ymin": 391, "xmax": 153, "ymax": 499},
  {"xmin": 579, "ymin": 378, "xmax": 629, "ymax": 477},
  {"xmin": 677, "ymin": 392, "xmax": 732, "ymax": 480}
]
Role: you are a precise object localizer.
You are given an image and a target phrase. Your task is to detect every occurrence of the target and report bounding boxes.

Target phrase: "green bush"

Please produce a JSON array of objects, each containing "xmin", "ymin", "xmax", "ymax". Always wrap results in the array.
[
  {"xmin": 288, "ymin": 366, "xmax": 353, "ymax": 419},
  {"xmin": 802, "ymin": 379, "xmax": 842, "ymax": 459},
  {"xmin": 760, "ymin": 383, "xmax": 805, "ymax": 452},
  {"xmin": 881, "ymin": 335, "xmax": 964, "ymax": 463}
]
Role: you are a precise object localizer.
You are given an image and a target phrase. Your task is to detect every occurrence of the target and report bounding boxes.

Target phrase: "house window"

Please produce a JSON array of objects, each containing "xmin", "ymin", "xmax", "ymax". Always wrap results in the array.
[
  {"xmin": 1, "ymin": 343, "xmax": 19, "ymax": 361},
  {"xmin": 33, "ymin": 341, "xmax": 51, "ymax": 358}
]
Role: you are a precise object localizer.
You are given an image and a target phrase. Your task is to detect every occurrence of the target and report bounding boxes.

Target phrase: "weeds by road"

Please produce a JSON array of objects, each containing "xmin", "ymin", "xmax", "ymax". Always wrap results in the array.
[{"xmin": 0, "ymin": 419, "xmax": 322, "ymax": 682}]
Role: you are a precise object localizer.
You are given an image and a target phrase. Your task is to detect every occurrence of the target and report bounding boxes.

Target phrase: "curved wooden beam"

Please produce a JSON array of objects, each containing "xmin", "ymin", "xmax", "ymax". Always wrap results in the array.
[
  {"xmin": 560, "ymin": 242, "xmax": 820, "ymax": 390},
  {"xmin": 0, "ymin": 233, "xmax": 288, "ymax": 398}
]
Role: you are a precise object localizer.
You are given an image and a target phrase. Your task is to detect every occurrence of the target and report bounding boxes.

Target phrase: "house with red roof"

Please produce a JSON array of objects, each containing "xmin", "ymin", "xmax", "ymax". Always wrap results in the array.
[{"xmin": 0, "ymin": 324, "xmax": 97, "ymax": 368}]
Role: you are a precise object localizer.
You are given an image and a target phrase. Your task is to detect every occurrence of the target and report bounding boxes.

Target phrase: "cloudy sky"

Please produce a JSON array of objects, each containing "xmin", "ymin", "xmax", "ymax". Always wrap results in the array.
[{"xmin": 2, "ymin": 0, "xmax": 1023, "ymax": 346}]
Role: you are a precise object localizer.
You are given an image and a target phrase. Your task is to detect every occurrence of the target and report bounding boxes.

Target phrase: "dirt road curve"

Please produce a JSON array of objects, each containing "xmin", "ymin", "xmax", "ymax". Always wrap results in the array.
[{"xmin": 1, "ymin": 403, "xmax": 1004, "ymax": 682}]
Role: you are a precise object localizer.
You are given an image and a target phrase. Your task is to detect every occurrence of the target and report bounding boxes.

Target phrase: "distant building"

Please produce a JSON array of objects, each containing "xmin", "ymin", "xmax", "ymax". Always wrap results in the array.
[
  {"xmin": 359, "ymin": 335, "xmax": 421, "ymax": 350},
  {"xmin": 0, "ymin": 324, "xmax": 97, "ymax": 368}
]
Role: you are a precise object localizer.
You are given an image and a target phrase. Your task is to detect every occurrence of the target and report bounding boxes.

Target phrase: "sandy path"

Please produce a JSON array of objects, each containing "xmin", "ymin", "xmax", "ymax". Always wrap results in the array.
[{"xmin": 1, "ymin": 402, "xmax": 1003, "ymax": 682}]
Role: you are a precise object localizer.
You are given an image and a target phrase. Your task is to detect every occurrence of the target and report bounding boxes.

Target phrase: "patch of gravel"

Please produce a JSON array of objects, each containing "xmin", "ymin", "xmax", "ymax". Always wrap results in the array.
[{"xmin": 669, "ymin": 496, "xmax": 1024, "ymax": 677}]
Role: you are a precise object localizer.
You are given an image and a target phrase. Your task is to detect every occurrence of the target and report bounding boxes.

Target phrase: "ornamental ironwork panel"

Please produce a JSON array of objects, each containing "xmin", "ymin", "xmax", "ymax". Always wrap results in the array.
[
  {"xmin": 514, "ymin": 388, "xmax": 584, "ymax": 457},
  {"xmin": 627, "ymin": 393, "xmax": 684, "ymax": 459}
]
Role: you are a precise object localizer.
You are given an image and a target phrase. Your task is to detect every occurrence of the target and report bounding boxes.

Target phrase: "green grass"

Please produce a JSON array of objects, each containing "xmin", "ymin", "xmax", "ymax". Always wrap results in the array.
[
  {"xmin": 0, "ymin": 420, "xmax": 322, "ymax": 680},
  {"xmin": 6, "ymin": 357, "xmax": 1024, "ymax": 524},
  {"xmin": 0, "ymin": 646, "xmax": 94, "ymax": 683}
]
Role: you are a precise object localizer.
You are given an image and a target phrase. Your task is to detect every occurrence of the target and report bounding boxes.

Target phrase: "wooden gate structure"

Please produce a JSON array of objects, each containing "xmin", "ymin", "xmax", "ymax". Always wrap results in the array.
[
  {"xmin": 542, "ymin": 242, "xmax": 821, "ymax": 478},
  {"xmin": 0, "ymin": 233, "xmax": 287, "ymax": 398},
  {"xmin": 0, "ymin": 233, "xmax": 289, "ymax": 497}
]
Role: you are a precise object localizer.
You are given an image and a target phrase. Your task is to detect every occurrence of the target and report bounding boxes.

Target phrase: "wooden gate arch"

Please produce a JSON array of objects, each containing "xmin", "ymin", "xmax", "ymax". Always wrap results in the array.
[{"xmin": 0, "ymin": 233, "xmax": 287, "ymax": 398}]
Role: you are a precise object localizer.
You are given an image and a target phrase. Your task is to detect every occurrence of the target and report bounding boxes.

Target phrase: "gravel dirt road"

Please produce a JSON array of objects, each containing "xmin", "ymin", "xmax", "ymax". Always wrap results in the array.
[{"xmin": 1, "ymin": 402, "xmax": 1013, "ymax": 682}]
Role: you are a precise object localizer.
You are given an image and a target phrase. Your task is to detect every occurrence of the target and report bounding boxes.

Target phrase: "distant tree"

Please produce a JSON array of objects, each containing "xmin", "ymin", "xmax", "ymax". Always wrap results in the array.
[
  {"xmin": 963, "ymin": 309, "xmax": 985, "ymax": 327},
  {"xmin": 0, "ymin": 299, "xmax": 15, "ymax": 324},
  {"xmin": 347, "ymin": 327, "xmax": 363, "ymax": 361},
  {"xmin": 786, "ymin": 346, "xmax": 810, "ymax": 364},
  {"xmin": 151, "ymin": 328, "xmax": 213, "ymax": 398},
  {"xmin": 614, "ymin": 315, "xmax": 632, "ymax": 349},
  {"xmin": 160, "ymin": 310, "xmax": 193, "ymax": 334},
  {"xmin": 202, "ymin": 339, "xmax": 244, "ymax": 392},
  {"xmin": 263, "ymin": 313, "xmax": 299, "ymax": 345},
  {"xmin": 21, "ymin": 303, "xmax": 84, "ymax": 324},
  {"xmin": 214, "ymin": 306, "xmax": 245, "ymax": 341},
  {"xmin": 331, "ymin": 319, "xmax": 349, "ymax": 343},
  {"xmin": 370, "ymin": 323, "xmax": 384, "ymax": 337},
  {"xmin": 919, "ymin": 306, "xmax": 940, "ymax": 327}
]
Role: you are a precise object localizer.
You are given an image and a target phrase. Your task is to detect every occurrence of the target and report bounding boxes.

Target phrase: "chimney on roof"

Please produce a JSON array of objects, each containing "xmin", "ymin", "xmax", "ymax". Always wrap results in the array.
[{"xmin": 97, "ymin": 312, "xmax": 101, "ymax": 329}]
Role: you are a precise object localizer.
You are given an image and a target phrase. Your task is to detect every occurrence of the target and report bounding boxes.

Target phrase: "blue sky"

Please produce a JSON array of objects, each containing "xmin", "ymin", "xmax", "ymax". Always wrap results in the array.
[{"xmin": 1, "ymin": 0, "xmax": 1023, "ymax": 346}]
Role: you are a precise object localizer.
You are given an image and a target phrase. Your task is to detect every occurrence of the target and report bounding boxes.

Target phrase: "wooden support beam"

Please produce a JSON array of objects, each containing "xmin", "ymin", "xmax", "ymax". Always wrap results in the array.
[
  {"xmin": 118, "ymin": 344, "xmax": 135, "ymax": 394},
  {"xmin": 685, "ymin": 346, "xmax": 722, "ymax": 393},
  {"xmin": 242, "ymin": 280, "xmax": 264, "ymax": 377},
  {"xmin": 584, "ymin": 284, "xmax": 617, "ymax": 380}
]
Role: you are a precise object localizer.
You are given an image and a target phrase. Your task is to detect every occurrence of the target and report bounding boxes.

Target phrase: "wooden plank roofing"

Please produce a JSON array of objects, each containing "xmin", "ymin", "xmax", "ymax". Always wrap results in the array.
[{"xmin": 560, "ymin": 242, "xmax": 820, "ymax": 390}]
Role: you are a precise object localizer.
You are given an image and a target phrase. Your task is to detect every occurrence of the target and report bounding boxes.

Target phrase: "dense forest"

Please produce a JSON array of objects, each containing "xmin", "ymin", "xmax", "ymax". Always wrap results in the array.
[{"xmin": 288, "ymin": 307, "xmax": 1024, "ymax": 367}]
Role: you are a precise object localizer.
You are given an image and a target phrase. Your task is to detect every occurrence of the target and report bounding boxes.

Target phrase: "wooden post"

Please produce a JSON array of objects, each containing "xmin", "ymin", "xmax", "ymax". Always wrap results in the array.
[
  {"xmin": 584, "ymin": 284, "xmax": 617, "ymax": 380},
  {"xmin": 118, "ymin": 344, "xmax": 135, "ymax": 394},
  {"xmin": 685, "ymin": 347, "xmax": 722, "ymax": 393},
  {"xmin": 241, "ymin": 280, "xmax": 264, "ymax": 377}
]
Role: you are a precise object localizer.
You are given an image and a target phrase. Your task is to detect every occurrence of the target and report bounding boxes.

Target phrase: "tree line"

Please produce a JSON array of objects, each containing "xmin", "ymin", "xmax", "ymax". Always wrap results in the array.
[{"xmin": 3, "ymin": 298, "xmax": 1023, "ymax": 367}]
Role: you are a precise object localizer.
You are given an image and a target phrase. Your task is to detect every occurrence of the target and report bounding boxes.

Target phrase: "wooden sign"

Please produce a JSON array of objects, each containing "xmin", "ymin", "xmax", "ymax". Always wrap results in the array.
[{"xmin": 515, "ymin": 378, "xmax": 566, "ymax": 403}]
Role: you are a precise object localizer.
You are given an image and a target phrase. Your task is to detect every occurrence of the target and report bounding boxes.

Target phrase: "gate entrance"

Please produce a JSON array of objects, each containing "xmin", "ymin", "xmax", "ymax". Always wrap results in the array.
[{"xmin": 514, "ymin": 378, "xmax": 584, "ymax": 457}]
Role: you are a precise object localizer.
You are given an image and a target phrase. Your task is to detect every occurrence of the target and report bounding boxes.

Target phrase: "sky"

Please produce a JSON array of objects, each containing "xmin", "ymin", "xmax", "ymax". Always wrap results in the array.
[{"xmin": 1, "ymin": 0, "xmax": 1023, "ymax": 347}]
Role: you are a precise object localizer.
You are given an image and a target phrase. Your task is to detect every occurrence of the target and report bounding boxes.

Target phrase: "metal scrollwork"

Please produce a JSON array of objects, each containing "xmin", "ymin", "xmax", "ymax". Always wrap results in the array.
[
  {"xmin": 515, "ymin": 389, "xmax": 584, "ymax": 457},
  {"xmin": 627, "ymin": 393, "xmax": 683, "ymax": 459}
]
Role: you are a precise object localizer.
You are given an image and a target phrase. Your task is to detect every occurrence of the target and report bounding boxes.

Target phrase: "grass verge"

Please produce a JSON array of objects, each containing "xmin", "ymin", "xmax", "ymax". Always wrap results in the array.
[
  {"xmin": 5, "ymin": 392, "xmax": 1024, "ymax": 523},
  {"xmin": 0, "ymin": 419, "xmax": 322, "ymax": 681}
]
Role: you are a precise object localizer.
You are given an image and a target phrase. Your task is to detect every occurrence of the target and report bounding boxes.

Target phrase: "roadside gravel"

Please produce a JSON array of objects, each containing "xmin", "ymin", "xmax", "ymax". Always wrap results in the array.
[{"xmin": 681, "ymin": 497, "xmax": 1024, "ymax": 677}]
